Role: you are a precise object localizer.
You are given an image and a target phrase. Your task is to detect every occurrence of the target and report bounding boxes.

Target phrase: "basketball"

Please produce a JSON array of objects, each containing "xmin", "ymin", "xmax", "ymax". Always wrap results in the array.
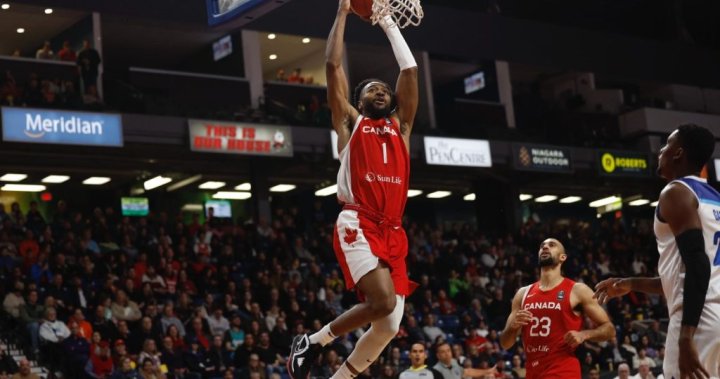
[{"xmin": 350, "ymin": 0, "xmax": 373, "ymax": 20}]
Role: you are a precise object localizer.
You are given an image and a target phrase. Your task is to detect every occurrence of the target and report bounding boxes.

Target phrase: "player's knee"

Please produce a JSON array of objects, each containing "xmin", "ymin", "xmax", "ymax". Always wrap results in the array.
[{"xmin": 369, "ymin": 293, "xmax": 396, "ymax": 319}]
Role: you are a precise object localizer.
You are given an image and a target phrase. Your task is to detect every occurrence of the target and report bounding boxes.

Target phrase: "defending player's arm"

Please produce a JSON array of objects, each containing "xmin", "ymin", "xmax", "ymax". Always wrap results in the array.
[
  {"xmin": 463, "ymin": 366, "xmax": 498, "ymax": 378},
  {"xmin": 565, "ymin": 283, "xmax": 615, "ymax": 348},
  {"xmin": 659, "ymin": 183, "xmax": 711, "ymax": 378},
  {"xmin": 499, "ymin": 286, "xmax": 532, "ymax": 350},
  {"xmin": 326, "ymin": 0, "xmax": 359, "ymax": 151},
  {"xmin": 378, "ymin": 15, "xmax": 418, "ymax": 137},
  {"xmin": 594, "ymin": 276, "xmax": 663, "ymax": 305}
]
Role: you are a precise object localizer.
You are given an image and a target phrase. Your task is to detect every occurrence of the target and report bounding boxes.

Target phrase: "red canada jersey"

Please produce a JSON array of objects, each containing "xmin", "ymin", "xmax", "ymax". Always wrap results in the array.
[
  {"xmin": 337, "ymin": 116, "xmax": 409, "ymax": 219},
  {"xmin": 521, "ymin": 278, "xmax": 582, "ymax": 379}
]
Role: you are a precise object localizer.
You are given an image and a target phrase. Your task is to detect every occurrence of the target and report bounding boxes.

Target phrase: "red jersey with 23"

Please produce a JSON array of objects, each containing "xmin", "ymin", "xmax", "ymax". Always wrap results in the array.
[{"xmin": 521, "ymin": 278, "xmax": 583, "ymax": 379}]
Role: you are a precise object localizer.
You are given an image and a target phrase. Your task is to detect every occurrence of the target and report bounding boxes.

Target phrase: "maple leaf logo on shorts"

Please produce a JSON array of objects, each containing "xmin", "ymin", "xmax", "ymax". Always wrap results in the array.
[{"xmin": 344, "ymin": 228, "xmax": 358, "ymax": 245}]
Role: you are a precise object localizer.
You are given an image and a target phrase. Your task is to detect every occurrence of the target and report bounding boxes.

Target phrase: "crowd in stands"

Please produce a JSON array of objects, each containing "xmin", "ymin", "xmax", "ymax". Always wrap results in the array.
[
  {"xmin": 0, "ymin": 198, "xmax": 666, "ymax": 379},
  {"xmin": 2, "ymin": 39, "xmax": 102, "ymax": 109},
  {"xmin": 274, "ymin": 69, "xmax": 315, "ymax": 86}
]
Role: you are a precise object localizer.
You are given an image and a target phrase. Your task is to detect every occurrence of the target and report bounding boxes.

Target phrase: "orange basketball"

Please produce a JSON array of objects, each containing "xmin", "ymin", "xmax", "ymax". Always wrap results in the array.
[{"xmin": 350, "ymin": 0, "xmax": 373, "ymax": 20}]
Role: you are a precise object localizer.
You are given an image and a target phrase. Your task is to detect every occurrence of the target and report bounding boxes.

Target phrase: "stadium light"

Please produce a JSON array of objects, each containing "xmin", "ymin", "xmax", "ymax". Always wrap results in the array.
[
  {"xmin": 629, "ymin": 199, "xmax": 650, "ymax": 206},
  {"xmin": 427, "ymin": 191, "xmax": 451, "ymax": 199},
  {"xmin": 650, "ymin": 201, "xmax": 659, "ymax": 207},
  {"xmin": 213, "ymin": 191, "xmax": 251, "ymax": 200},
  {"xmin": 270, "ymin": 184, "xmax": 296, "ymax": 192},
  {"xmin": 559, "ymin": 196, "xmax": 582, "ymax": 204},
  {"xmin": 42, "ymin": 175, "xmax": 70, "ymax": 183},
  {"xmin": 0, "ymin": 173, "xmax": 27, "ymax": 182},
  {"xmin": 166, "ymin": 175, "xmax": 202, "ymax": 192},
  {"xmin": 535, "ymin": 195, "xmax": 557, "ymax": 203},
  {"xmin": 235, "ymin": 182, "xmax": 251, "ymax": 191},
  {"xmin": 519, "ymin": 194, "xmax": 532, "ymax": 201},
  {"xmin": 83, "ymin": 177, "xmax": 110, "ymax": 185},
  {"xmin": 315, "ymin": 184, "xmax": 337, "ymax": 197},
  {"xmin": 199, "ymin": 181, "xmax": 226, "ymax": 190},
  {"xmin": 463, "ymin": 193, "xmax": 476, "ymax": 201},
  {"xmin": 181, "ymin": 204, "xmax": 204, "ymax": 212},
  {"xmin": 1, "ymin": 184, "xmax": 46, "ymax": 192},
  {"xmin": 143, "ymin": 176, "xmax": 172, "ymax": 190},
  {"xmin": 589, "ymin": 196, "xmax": 621, "ymax": 208},
  {"xmin": 407, "ymin": 189, "xmax": 423, "ymax": 198}
]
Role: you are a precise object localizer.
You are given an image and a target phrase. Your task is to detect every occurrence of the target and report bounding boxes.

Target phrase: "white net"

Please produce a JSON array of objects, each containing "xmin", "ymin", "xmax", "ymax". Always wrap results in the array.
[{"xmin": 370, "ymin": 0, "xmax": 424, "ymax": 29}]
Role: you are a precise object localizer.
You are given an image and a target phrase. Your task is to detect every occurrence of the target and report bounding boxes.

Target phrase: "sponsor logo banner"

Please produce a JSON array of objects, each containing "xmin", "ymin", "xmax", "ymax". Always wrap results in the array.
[
  {"xmin": 512, "ymin": 143, "xmax": 572, "ymax": 173},
  {"xmin": 2, "ymin": 107, "xmax": 123, "ymax": 147},
  {"xmin": 189, "ymin": 119, "xmax": 293, "ymax": 157},
  {"xmin": 598, "ymin": 150, "xmax": 651, "ymax": 176},
  {"xmin": 424, "ymin": 136, "xmax": 492, "ymax": 167}
]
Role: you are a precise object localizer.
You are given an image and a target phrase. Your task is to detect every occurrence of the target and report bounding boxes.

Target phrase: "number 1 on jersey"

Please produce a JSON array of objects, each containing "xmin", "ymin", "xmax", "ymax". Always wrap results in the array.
[{"xmin": 382, "ymin": 142, "xmax": 388, "ymax": 164}]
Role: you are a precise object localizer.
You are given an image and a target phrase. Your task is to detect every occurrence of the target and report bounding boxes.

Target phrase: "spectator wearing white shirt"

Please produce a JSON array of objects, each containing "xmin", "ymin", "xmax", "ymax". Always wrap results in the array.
[
  {"xmin": 160, "ymin": 301, "xmax": 186, "ymax": 337},
  {"xmin": 39, "ymin": 307, "xmax": 70, "ymax": 343},
  {"xmin": 614, "ymin": 363, "xmax": 631, "ymax": 379},
  {"xmin": 35, "ymin": 41, "xmax": 54, "ymax": 60},
  {"xmin": 632, "ymin": 348, "xmax": 656, "ymax": 370},
  {"xmin": 422, "ymin": 314, "xmax": 446, "ymax": 344},
  {"xmin": 631, "ymin": 362, "xmax": 655, "ymax": 379},
  {"xmin": 2, "ymin": 281, "xmax": 25, "ymax": 318},
  {"xmin": 207, "ymin": 307, "xmax": 230, "ymax": 337},
  {"xmin": 38, "ymin": 307, "xmax": 70, "ymax": 377}
]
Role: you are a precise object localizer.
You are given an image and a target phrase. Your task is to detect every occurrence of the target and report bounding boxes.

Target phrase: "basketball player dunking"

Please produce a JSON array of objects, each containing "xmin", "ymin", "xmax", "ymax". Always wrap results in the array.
[
  {"xmin": 595, "ymin": 124, "xmax": 719, "ymax": 379},
  {"xmin": 500, "ymin": 238, "xmax": 615, "ymax": 379},
  {"xmin": 287, "ymin": 0, "xmax": 418, "ymax": 379}
]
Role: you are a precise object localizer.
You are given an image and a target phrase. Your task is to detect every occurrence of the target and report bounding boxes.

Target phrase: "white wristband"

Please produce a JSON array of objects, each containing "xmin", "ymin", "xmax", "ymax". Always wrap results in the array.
[{"xmin": 379, "ymin": 15, "xmax": 416, "ymax": 70}]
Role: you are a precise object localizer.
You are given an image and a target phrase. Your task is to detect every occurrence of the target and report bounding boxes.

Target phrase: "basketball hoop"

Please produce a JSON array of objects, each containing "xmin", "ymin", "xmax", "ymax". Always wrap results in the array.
[{"xmin": 370, "ymin": 0, "xmax": 424, "ymax": 29}]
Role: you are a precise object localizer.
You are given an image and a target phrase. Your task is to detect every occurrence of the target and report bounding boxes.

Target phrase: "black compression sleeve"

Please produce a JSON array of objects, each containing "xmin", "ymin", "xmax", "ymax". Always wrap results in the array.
[{"xmin": 676, "ymin": 228, "xmax": 710, "ymax": 327}]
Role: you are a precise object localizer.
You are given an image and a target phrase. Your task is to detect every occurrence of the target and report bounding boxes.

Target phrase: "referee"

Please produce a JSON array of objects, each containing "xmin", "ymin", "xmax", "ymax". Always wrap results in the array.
[{"xmin": 399, "ymin": 343, "xmax": 444, "ymax": 379}]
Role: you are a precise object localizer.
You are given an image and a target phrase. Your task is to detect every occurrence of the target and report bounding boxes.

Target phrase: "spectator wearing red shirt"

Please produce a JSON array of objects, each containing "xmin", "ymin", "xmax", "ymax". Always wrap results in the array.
[
  {"xmin": 18, "ymin": 230, "xmax": 40, "ymax": 270},
  {"xmin": 57, "ymin": 41, "xmax": 77, "ymax": 62},
  {"xmin": 287, "ymin": 68, "xmax": 304, "ymax": 84}
]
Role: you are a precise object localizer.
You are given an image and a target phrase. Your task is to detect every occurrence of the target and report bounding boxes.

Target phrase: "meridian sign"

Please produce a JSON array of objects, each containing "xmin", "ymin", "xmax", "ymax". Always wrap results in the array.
[{"xmin": 1, "ymin": 107, "xmax": 123, "ymax": 147}]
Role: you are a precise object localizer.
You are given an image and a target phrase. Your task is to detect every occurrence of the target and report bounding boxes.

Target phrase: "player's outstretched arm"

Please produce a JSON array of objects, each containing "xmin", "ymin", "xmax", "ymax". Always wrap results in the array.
[
  {"xmin": 326, "ymin": 0, "xmax": 359, "ymax": 152},
  {"xmin": 463, "ymin": 366, "xmax": 497, "ymax": 378},
  {"xmin": 377, "ymin": 16, "xmax": 418, "ymax": 137},
  {"xmin": 565, "ymin": 283, "xmax": 615, "ymax": 348},
  {"xmin": 660, "ymin": 182, "xmax": 711, "ymax": 379},
  {"xmin": 499, "ymin": 286, "xmax": 531, "ymax": 350},
  {"xmin": 593, "ymin": 276, "xmax": 663, "ymax": 305}
]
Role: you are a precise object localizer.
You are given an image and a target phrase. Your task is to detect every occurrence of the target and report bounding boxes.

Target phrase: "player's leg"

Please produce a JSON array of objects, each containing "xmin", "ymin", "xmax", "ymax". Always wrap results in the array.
[
  {"xmin": 331, "ymin": 294, "xmax": 405, "ymax": 379},
  {"xmin": 328, "ymin": 261, "xmax": 397, "ymax": 335},
  {"xmin": 287, "ymin": 264, "xmax": 396, "ymax": 379},
  {"xmin": 288, "ymin": 213, "xmax": 395, "ymax": 379}
]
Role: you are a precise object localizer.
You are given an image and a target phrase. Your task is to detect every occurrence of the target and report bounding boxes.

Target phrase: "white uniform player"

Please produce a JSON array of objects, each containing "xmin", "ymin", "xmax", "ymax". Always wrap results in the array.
[
  {"xmin": 594, "ymin": 124, "xmax": 719, "ymax": 379},
  {"xmin": 655, "ymin": 176, "xmax": 720, "ymax": 378}
]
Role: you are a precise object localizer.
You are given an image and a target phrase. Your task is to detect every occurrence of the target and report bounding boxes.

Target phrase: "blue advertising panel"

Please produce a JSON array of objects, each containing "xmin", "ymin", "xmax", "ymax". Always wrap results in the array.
[
  {"xmin": 1, "ymin": 107, "xmax": 123, "ymax": 147},
  {"xmin": 206, "ymin": 0, "xmax": 266, "ymax": 26}
]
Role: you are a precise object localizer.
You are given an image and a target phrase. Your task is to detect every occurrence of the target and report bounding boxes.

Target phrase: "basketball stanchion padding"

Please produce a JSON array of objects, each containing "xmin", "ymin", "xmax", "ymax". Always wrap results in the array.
[{"xmin": 351, "ymin": 0, "xmax": 424, "ymax": 28}]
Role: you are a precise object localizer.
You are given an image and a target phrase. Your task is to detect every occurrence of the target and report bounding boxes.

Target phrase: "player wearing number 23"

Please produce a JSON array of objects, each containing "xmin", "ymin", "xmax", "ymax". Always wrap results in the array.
[{"xmin": 500, "ymin": 238, "xmax": 615, "ymax": 379}]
